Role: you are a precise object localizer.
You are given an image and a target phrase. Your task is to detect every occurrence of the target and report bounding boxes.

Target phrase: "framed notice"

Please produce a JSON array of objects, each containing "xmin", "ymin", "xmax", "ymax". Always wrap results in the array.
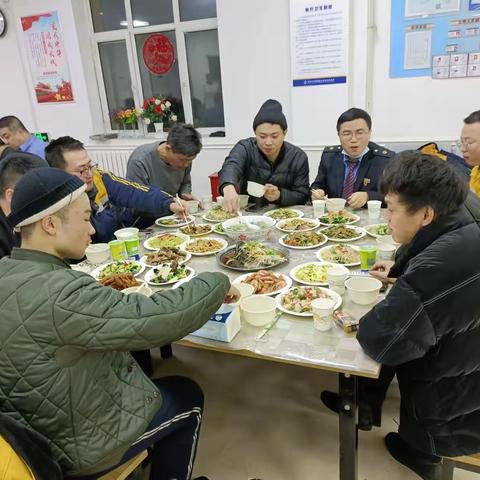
[
  {"xmin": 290, "ymin": 0, "xmax": 348, "ymax": 87},
  {"xmin": 21, "ymin": 11, "xmax": 74, "ymax": 103}
]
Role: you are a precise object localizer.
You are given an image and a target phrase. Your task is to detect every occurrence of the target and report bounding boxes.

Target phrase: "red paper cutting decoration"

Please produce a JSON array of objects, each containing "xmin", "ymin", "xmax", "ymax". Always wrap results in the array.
[{"xmin": 143, "ymin": 34, "xmax": 175, "ymax": 75}]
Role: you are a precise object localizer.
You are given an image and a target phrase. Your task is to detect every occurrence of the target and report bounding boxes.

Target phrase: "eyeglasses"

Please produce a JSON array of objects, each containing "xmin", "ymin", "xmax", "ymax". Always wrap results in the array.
[
  {"xmin": 74, "ymin": 163, "xmax": 97, "ymax": 176},
  {"xmin": 339, "ymin": 129, "xmax": 369, "ymax": 140},
  {"xmin": 456, "ymin": 139, "xmax": 477, "ymax": 150}
]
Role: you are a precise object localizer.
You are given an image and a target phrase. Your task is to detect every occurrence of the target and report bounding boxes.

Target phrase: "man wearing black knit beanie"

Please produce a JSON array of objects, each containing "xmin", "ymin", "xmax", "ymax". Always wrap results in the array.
[
  {"xmin": 0, "ymin": 167, "xmax": 229, "ymax": 480},
  {"xmin": 219, "ymin": 99, "xmax": 310, "ymax": 212}
]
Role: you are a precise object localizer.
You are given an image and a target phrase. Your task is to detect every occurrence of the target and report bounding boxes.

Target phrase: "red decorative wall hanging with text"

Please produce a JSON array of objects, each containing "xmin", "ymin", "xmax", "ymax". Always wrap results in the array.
[{"xmin": 143, "ymin": 34, "xmax": 175, "ymax": 75}]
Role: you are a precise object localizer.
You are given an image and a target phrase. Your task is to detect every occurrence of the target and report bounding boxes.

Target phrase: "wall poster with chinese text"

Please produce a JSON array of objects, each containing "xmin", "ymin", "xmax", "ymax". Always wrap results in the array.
[{"xmin": 21, "ymin": 11, "xmax": 74, "ymax": 103}]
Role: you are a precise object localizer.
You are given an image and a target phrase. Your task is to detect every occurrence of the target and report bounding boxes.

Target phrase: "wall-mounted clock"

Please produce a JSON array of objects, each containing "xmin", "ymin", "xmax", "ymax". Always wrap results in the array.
[{"xmin": 0, "ymin": 9, "xmax": 6, "ymax": 38}]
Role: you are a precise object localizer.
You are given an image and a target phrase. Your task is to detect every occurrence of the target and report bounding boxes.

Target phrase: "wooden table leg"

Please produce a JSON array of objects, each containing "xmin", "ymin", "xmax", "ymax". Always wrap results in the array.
[{"xmin": 339, "ymin": 373, "xmax": 358, "ymax": 480}]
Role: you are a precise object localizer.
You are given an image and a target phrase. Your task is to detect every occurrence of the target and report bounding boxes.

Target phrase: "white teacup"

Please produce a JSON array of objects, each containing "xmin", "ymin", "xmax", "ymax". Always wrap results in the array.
[{"xmin": 247, "ymin": 181, "xmax": 266, "ymax": 198}]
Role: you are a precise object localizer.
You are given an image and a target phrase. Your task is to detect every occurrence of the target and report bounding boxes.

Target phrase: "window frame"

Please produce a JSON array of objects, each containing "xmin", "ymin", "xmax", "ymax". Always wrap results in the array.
[{"xmin": 85, "ymin": 0, "xmax": 223, "ymax": 134}]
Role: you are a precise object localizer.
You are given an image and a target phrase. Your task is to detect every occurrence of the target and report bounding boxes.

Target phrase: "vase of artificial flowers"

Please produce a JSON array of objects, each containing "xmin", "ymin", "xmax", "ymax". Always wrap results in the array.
[
  {"xmin": 112, "ymin": 108, "xmax": 138, "ymax": 137},
  {"xmin": 140, "ymin": 96, "xmax": 177, "ymax": 136}
]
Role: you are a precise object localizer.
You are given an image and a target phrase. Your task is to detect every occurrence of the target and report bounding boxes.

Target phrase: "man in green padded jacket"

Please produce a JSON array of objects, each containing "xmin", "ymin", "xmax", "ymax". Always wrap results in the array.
[{"xmin": 0, "ymin": 167, "xmax": 230, "ymax": 480}]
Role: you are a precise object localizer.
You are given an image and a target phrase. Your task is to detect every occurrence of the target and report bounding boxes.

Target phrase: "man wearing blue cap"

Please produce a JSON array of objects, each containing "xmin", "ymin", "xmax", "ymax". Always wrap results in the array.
[
  {"xmin": 0, "ymin": 167, "xmax": 229, "ymax": 480},
  {"xmin": 219, "ymin": 99, "xmax": 310, "ymax": 212}
]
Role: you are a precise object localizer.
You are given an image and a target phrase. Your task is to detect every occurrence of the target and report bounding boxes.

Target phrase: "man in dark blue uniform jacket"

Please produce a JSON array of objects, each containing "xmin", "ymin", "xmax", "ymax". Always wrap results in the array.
[{"xmin": 311, "ymin": 108, "xmax": 394, "ymax": 208}]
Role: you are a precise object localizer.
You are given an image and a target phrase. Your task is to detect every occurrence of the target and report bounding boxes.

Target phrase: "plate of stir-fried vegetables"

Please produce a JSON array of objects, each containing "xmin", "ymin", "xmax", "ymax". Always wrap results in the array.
[
  {"xmin": 365, "ymin": 223, "xmax": 390, "ymax": 238},
  {"xmin": 320, "ymin": 225, "xmax": 366, "ymax": 242},
  {"xmin": 279, "ymin": 231, "xmax": 327, "ymax": 249},
  {"xmin": 217, "ymin": 241, "xmax": 289, "ymax": 271},
  {"xmin": 317, "ymin": 245, "xmax": 361, "ymax": 266},
  {"xmin": 318, "ymin": 210, "xmax": 360, "ymax": 225},
  {"xmin": 276, "ymin": 286, "xmax": 342, "ymax": 317}
]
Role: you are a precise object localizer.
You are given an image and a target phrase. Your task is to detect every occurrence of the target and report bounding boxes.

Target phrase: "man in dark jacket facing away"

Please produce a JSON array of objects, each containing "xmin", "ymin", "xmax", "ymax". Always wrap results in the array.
[
  {"xmin": 0, "ymin": 167, "xmax": 229, "ymax": 479},
  {"xmin": 346, "ymin": 152, "xmax": 480, "ymax": 479},
  {"xmin": 311, "ymin": 108, "xmax": 394, "ymax": 208},
  {"xmin": 219, "ymin": 99, "xmax": 310, "ymax": 212}
]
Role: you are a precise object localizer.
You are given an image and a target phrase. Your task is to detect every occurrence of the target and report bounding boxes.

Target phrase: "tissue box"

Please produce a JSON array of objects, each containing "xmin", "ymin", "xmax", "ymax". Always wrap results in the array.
[{"xmin": 190, "ymin": 305, "xmax": 241, "ymax": 342}]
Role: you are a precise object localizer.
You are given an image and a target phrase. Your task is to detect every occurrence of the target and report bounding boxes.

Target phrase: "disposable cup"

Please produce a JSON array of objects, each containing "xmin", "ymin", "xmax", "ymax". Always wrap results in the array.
[
  {"xmin": 327, "ymin": 265, "xmax": 349, "ymax": 295},
  {"xmin": 108, "ymin": 240, "xmax": 127, "ymax": 261},
  {"xmin": 367, "ymin": 200, "xmax": 381, "ymax": 220},
  {"xmin": 311, "ymin": 298, "xmax": 336, "ymax": 331},
  {"xmin": 359, "ymin": 245, "xmax": 377, "ymax": 271},
  {"xmin": 312, "ymin": 200, "xmax": 326, "ymax": 217}
]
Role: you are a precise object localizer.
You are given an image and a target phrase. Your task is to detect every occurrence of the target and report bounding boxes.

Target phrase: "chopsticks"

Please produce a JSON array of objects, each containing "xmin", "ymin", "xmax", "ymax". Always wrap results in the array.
[
  {"xmin": 256, "ymin": 310, "xmax": 282, "ymax": 341},
  {"xmin": 175, "ymin": 194, "xmax": 194, "ymax": 232}
]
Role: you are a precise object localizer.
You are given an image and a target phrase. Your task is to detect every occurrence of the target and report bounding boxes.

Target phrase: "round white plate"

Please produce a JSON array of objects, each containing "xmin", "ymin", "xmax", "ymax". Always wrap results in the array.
[
  {"xmin": 178, "ymin": 224, "xmax": 213, "ymax": 237},
  {"xmin": 320, "ymin": 225, "xmax": 366, "ymax": 243},
  {"xmin": 155, "ymin": 215, "xmax": 195, "ymax": 228},
  {"xmin": 275, "ymin": 218, "xmax": 320, "ymax": 233},
  {"xmin": 140, "ymin": 250, "xmax": 192, "ymax": 268},
  {"xmin": 318, "ymin": 213, "xmax": 360, "ymax": 226},
  {"xmin": 365, "ymin": 223, "xmax": 390, "ymax": 238},
  {"xmin": 289, "ymin": 262, "xmax": 334, "ymax": 286},
  {"xmin": 232, "ymin": 272, "xmax": 292, "ymax": 296},
  {"xmin": 275, "ymin": 286, "xmax": 342, "ymax": 317},
  {"xmin": 91, "ymin": 260, "xmax": 145, "ymax": 280},
  {"xmin": 263, "ymin": 208, "xmax": 304, "ymax": 220},
  {"xmin": 278, "ymin": 231, "xmax": 328, "ymax": 250},
  {"xmin": 316, "ymin": 245, "xmax": 361, "ymax": 267},
  {"xmin": 143, "ymin": 233, "xmax": 189, "ymax": 251},
  {"xmin": 183, "ymin": 237, "xmax": 229, "ymax": 256},
  {"xmin": 202, "ymin": 210, "xmax": 238, "ymax": 223},
  {"xmin": 144, "ymin": 265, "xmax": 195, "ymax": 287}
]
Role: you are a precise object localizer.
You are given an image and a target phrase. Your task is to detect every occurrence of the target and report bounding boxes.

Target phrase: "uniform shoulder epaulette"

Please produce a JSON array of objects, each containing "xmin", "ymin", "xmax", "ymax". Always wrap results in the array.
[
  {"xmin": 371, "ymin": 145, "xmax": 394, "ymax": 157},
  {"xmin": 324, "ymin": 145, "xmax": 342, "ymax": 153}
]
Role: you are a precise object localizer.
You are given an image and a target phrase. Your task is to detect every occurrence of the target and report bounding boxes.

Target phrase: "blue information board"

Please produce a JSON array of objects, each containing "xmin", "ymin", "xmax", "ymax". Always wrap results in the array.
[{"xmin": 390, "ymin": 0, "xmax": 480, "ymax": 77}]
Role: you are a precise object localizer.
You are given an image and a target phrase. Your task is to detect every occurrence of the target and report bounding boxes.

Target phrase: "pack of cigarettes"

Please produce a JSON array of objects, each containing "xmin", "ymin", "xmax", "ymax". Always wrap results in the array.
[{"xmin": 333, "ymin": 310, "xmax": 359, "ymax": 333}]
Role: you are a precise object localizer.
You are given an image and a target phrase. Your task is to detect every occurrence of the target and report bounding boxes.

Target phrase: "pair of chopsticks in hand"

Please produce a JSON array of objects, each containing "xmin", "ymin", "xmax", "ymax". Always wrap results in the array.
[{"xmin": 175, "ymin": 194, "xmax": 195, "ymax": 231}]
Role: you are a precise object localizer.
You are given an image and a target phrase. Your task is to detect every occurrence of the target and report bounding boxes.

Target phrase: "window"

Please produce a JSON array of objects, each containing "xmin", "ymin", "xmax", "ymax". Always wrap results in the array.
[{"xmin": 88, "ymin": 0, "xmax": 224, "ymax": 132}]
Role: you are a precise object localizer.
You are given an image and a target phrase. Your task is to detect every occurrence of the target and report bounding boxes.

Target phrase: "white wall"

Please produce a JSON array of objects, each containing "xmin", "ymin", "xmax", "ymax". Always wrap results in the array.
[
  {"xmin": 370, "ymin": 1, "xmax": 476, "ymax": 142},
  {"xmin": 0, "ymin": 0, "xmax": 93, "ymax": 140}
]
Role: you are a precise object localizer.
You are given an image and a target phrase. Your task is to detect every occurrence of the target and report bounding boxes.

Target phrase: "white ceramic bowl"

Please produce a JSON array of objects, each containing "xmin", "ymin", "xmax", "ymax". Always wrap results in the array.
[
  {"xmin": 247, "ymin": 181, "xmax": 266, "ymax": 198},
  {"xmin": 240, "ymin": 294, "xmax": 277, "ymax": 326},
  {"xmin": 326, "ymin": 198, "xmax": 347, "ymax": 212},
  {"xmin": 239, "ymin": 194, "xmax": 249, "ymax": 209},
  {"xmin": 114, "ymin": 227, "xmax": 139, "ymax": 240},
  {"xmin": 345, "ymin": 277, "xmax": 382, "ymax": 305},
  {"xmin": 121, "ymin": 284, "xmax": 153, "ymax": 297},
  {"xmin": 85, "ymin": 243, "xmax": 110, "ymax": 264}
]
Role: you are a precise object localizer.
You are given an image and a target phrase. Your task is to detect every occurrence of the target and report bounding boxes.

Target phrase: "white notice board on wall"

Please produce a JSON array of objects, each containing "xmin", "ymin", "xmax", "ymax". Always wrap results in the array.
[{"xmin": 290, "ymin": 0, "xmax": 349, "ymax": 145}]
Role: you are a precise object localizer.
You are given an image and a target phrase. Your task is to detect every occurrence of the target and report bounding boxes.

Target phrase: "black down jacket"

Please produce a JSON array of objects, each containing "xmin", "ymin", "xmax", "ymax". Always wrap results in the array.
[
  {"xmin": 219, "ymin": 138, "xmax": 310, "ymax": 206},
  {"xmin": 357, "ymin": 193, "xmax": 480, "ymax": 457}
]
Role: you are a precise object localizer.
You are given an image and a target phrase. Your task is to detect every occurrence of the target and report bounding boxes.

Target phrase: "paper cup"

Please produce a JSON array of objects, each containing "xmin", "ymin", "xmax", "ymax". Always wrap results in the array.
[
  {"xmin": 326, "ymin": 198, "xmax": 346, "ymax": 212},
  {"xmin": 311, "ymin": 298, "xmax": 336, "ymax": 331},
  {"xmin": 201, "ymin": 194, "xmax": 212, "ymax": 210},
  {"xmin": 367, "ymin": 200, "xmax": 381, "ymax": 220},
  {"xmin": 216, "ymin": 196, "xmax": 224, "ymax": 206},
  {"xmin": 377, "ymin": 243, "xmax": 396, "ymax": 261},
  {"xmin": 312, "ymin": 200, "xmax": 326, "ymax": 217},
  {"xmin": 327, "ymin": 265, "xmax": 349, "ymax": 295},
  {"xmin": 114, "ymin": 227, "xmax": 139, "ymax": 240}
]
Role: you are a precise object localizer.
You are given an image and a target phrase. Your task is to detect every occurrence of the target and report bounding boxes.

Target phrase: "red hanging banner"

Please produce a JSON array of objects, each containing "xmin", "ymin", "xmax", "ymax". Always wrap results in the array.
[{"xmin": 143, "ymin": 33, "xmax": 175, "ymax": 75}]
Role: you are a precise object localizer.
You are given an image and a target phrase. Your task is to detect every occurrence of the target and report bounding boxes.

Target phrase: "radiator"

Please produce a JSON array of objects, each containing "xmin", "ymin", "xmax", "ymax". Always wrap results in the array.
[{"xmin": 86, "ymin": 149, "xmax": 133, "ymax": 178}]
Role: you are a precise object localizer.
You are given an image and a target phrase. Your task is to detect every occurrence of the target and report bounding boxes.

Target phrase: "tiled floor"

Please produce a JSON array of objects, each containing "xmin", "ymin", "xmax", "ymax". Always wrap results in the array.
[{"xmin": 150, "ymin": 345, "xmax": 477, "ymax": 480}]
